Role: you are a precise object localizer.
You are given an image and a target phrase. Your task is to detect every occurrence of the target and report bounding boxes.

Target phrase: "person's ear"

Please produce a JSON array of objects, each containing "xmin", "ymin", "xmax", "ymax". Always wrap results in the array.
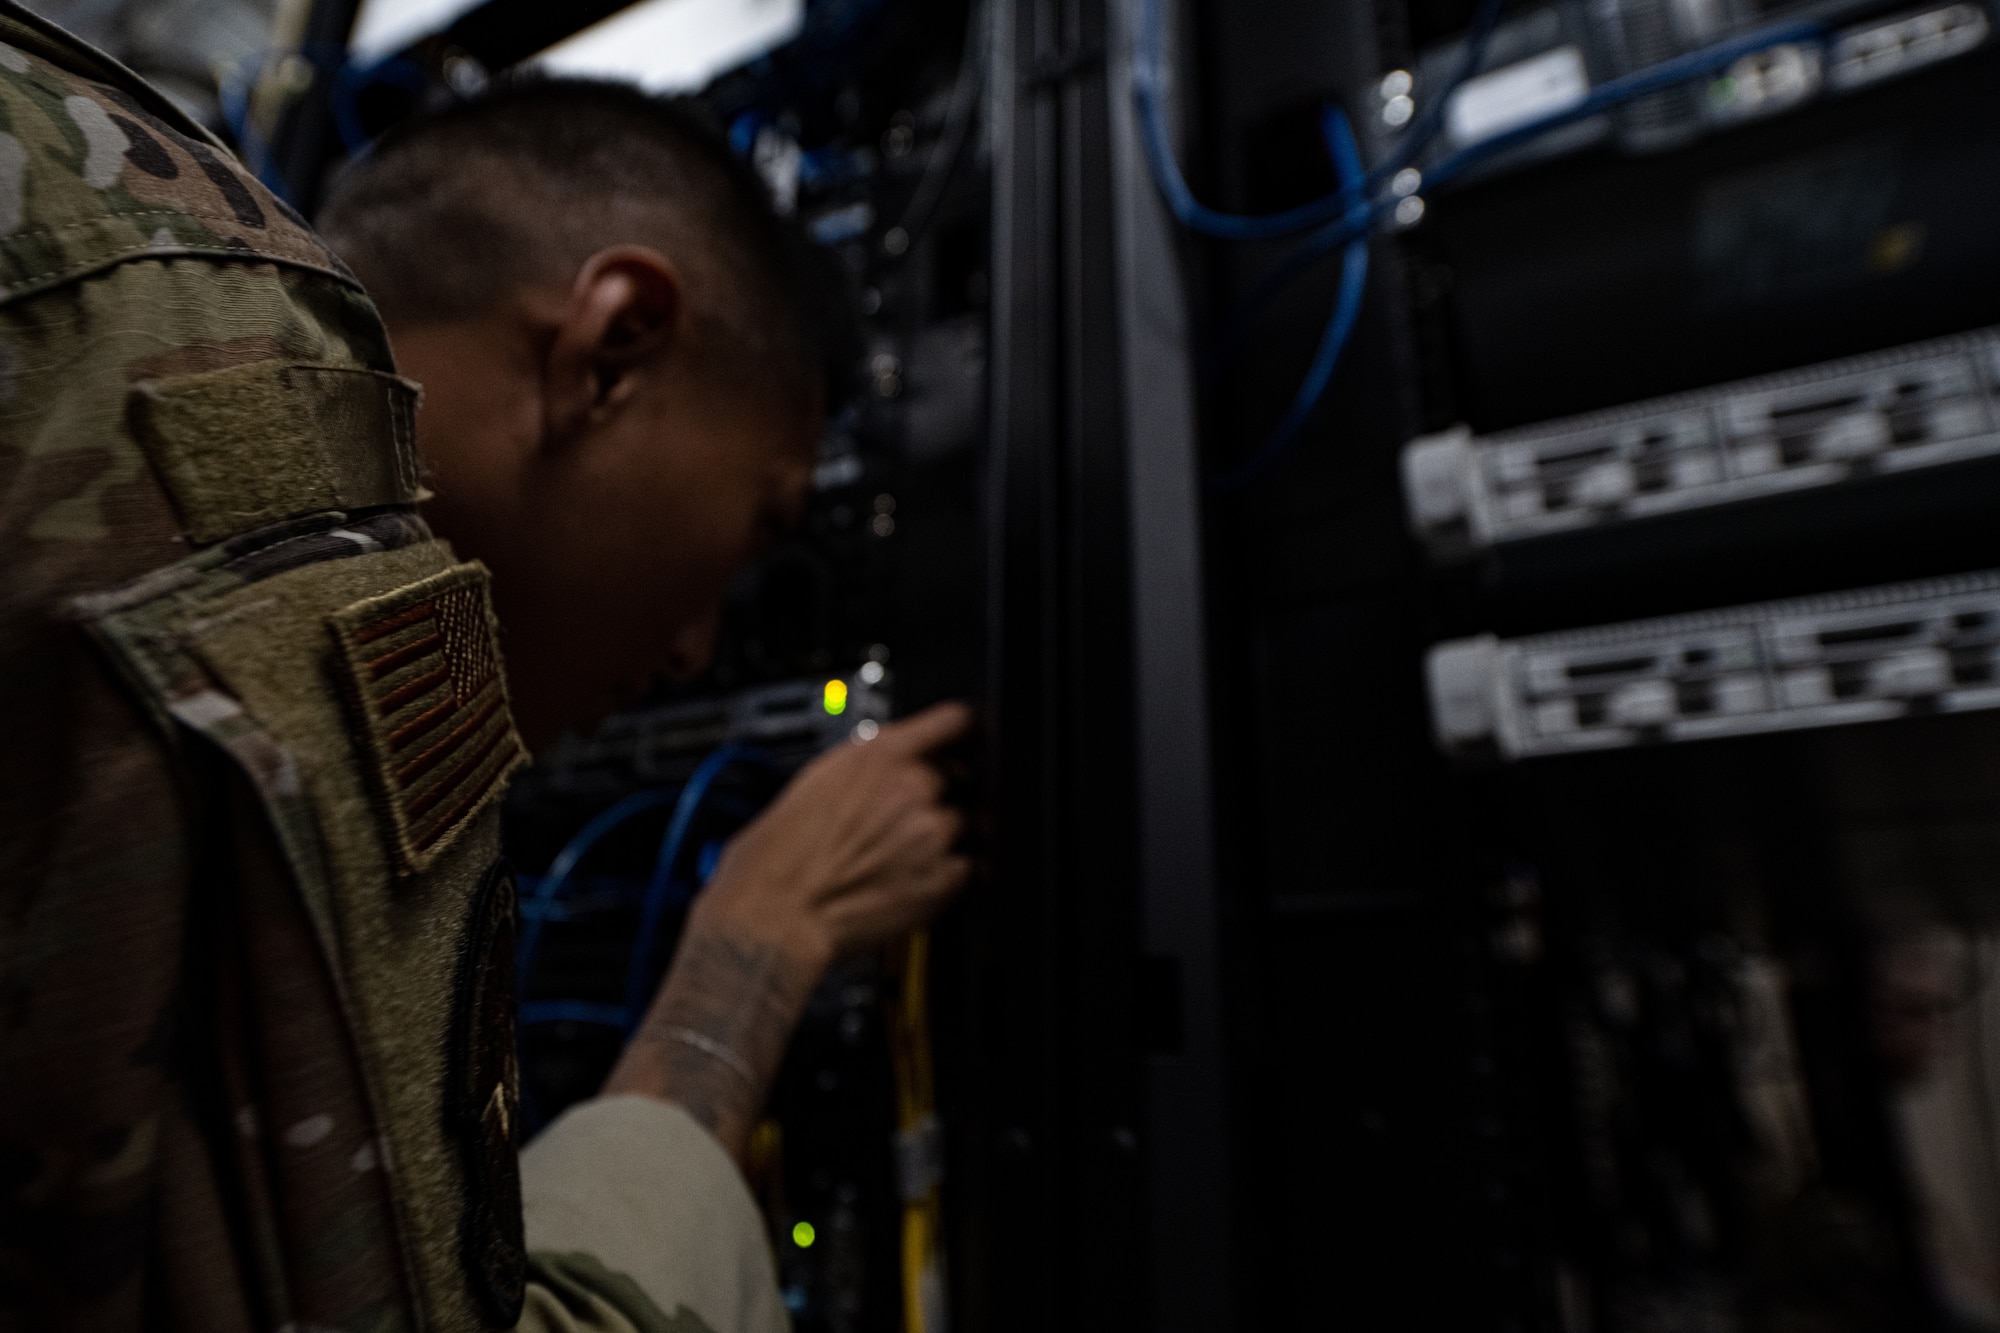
[{"xmin": 543, "ymin": 245, "xmax": 682, "ymax": 448}]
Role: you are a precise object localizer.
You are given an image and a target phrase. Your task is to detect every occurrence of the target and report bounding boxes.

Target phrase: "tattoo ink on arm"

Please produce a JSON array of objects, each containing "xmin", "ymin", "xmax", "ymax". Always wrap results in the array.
[{"xmin": 602, "ymin": 922, "xmax": 817, "ymax": 1165}]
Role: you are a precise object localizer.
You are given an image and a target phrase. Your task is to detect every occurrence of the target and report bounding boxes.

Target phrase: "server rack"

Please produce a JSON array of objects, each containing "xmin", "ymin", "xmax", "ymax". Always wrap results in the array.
[
  {"xmin": 249, "ymin": 0, "xmax": 2000, "ymax": 1327},
  {"xmin": 1178, "ymin": 0, "xmax": 2000, "ymax": 1326}
]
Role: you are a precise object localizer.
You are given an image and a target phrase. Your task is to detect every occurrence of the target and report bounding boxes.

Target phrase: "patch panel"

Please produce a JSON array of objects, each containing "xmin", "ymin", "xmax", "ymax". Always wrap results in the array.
[
  {"xmin": 1426, "ymin": 570, "xmax": 2000, "ymax": 758},
  {"xmin": 1401, "ymin": 327, "xmax": 2000, "ymax": 556}
]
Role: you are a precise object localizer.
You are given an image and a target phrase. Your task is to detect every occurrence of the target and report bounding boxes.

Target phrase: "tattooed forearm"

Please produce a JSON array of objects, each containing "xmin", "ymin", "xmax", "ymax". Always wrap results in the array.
[
  {"xmin": 600, "ymin": 702, "xmax": 971, "ymax": 1166},
  {"xmin": 602, "ymin": 921, "xmax": 816, "ymax": 1165}
]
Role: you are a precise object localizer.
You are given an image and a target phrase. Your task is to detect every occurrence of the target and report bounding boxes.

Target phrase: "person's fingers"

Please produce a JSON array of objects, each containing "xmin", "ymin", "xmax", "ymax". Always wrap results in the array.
[
  {"xmin": 706, "ymin": 705, "xmax": 974, "ymax": 957},
  {"xmin": 872, "ymin": 701, "xmax": 974, "ymax": 757},
  {"xmin": 884, "ymin": 835, "xmax": 969, "ymax": 902},
  {"xmin": 902, "ymin": 761, "xmax": 948, "ymax": 807},
  {"xmin": 824, "ymin": 856, "xmax": 971, "ymax": 948},
  {"xmin": 916, "ymin": 805, "xmax": 965, "ymax": 851},
  {"xmin": 862, "ymin": 760, "xmax": 941, "ymax": 815},
  {"xmin": 923, "ymin": 851, "xmax": 972, "ymax": 897},
  {"xmin": 876, "ymin": 801, "xmax": 962, "ymax": 864}
]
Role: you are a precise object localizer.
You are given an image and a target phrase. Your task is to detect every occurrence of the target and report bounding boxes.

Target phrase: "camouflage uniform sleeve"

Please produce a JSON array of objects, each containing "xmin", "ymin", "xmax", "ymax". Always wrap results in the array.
[
  {"xmin": 520, "ymin": 1096, "xmax": 792, "ymax": 1333},
  {"xmin": 0, "ymin": 249, "xmax": 401, "ymax": 1331},
  {"xmin": 0, "ymin": 22, "xmax": 436, "ymax": 1325}
]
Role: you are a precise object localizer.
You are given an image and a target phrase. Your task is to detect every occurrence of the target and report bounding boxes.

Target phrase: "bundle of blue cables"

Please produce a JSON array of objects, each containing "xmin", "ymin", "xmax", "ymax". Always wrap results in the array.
[
  {"xmin": 1130, "ymin": 0, "xmax": 1826, "ymax": 488},
  {"xmin": 515, "ymin": 744, "xmax": 774, "ymax": 1035}
]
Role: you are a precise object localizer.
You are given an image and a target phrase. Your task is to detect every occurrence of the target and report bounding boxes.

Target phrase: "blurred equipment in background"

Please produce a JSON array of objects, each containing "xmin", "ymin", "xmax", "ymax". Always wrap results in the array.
[
  {"xmin": 1171, "ymin": 0, "xmax": 2000, "ymax": 1324},
  {"xmin": 26, "ymin": 0, "xmax": 278, "ymax": 126}
]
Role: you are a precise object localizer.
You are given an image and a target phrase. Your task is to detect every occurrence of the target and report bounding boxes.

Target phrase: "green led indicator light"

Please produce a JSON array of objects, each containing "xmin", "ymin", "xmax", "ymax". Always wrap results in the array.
[
  {"xmin": 792, "ymin": 1220, "xmax": 817, "ymax": 1249},
  {"xmin": 823, "ymin": 679, "xmax": 849, "ymax": 716}
]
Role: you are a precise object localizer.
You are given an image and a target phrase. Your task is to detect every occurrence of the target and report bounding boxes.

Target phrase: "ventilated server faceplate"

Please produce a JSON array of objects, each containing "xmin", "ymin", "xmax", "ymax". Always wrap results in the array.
[
  {"xmin": 1402, "ymin": 328, "xmax": 2000, "ymax": 555},
  {"xmin": 1428, "ymin": 570, "xmax": 2000, "ymax": 758}
]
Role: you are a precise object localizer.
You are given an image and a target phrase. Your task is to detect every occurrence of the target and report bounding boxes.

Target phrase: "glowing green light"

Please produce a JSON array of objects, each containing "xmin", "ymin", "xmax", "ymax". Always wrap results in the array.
[
  {"xmin": 823, "ymin": 679, "xmax": 849, "ymax": 716},
  {"xmin": 792, "ymin": 1220, "xmax": 817, "ymax": 1249}
]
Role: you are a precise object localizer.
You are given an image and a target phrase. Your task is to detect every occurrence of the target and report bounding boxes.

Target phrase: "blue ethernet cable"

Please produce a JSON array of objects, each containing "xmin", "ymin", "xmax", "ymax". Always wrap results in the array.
[
  {"xmin": 516, "ymin": 787, "xmax": 680, "ymax": 1006},
  {"xmin": 513, "ymin": 789, "xmax": 673, "ymax": 1130},
  {"xmin": 1203, "ymin": 194, "xmax": 1397, "ymax": 380},
  {"xmin": 1205, "ymin": 16, "xmax": 1830, "ymax": 398},
  {"xmin": 1207, "ymin": 104, "xmax": 1371, "ymax": 492},
  {"xmin": 621, "ymin": 744, "xmax": 773, "ymax": 1026},
  {"xmin": 516, "ymin": 748, "xmax": 772, "ymax": 1036},
  {"xmin": 518, "ymin": 998, "xmax": 635, "ymax": 1029},
  {"xmin": 1130, "ymin": 0, "xmax": 1506, "ymax": 241},
  {"xmin": 1420, "ymin": 17, "xmax": 1825, "ymax": 191}
]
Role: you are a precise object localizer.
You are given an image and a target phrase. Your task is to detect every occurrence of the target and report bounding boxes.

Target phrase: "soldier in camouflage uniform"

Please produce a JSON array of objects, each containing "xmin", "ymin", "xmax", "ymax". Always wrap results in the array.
[{"xmin": 0, "ymin": 7, "xmax": 971, "ymax": 1331}]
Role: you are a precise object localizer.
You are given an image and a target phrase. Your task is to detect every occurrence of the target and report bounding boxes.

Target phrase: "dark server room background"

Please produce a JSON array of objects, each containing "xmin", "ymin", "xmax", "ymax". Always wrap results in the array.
[{"xmin": 67, "ymin": 0, "xmax": 2000, "ymax": 1327}]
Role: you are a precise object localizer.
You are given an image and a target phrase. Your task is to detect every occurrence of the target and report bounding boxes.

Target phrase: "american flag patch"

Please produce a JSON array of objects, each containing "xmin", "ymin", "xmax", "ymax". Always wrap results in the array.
[{"xmin": 329, "ymin": 563, "xmax": 527, "ymax": 875}]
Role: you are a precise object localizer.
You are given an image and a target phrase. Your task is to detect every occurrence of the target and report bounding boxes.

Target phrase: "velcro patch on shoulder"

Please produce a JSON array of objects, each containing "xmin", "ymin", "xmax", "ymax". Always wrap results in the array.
[
  {"xmin": 329, "ymin": 562, "xmax": 527, "ymax": 876},
  {"xmin": 131, "ymin": 360, "xmax": 422, "ymax": 545}
]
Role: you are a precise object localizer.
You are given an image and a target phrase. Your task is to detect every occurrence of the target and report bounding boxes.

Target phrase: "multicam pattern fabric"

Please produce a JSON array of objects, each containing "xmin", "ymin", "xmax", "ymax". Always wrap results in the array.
[
  {"xmin": 0, "ymin": 7, "xmax": 429, "ymax": 1329},
  {"xmin": 0, "ymin": 7, "xmax": 355, "ymax": 309},
  {"xmin": 7, "ymin": 497, "xmax": 433, "ymax": 1330},
  {"xmin": 330, "ymin": 564, "xmax": 528, "ymax": 875}
]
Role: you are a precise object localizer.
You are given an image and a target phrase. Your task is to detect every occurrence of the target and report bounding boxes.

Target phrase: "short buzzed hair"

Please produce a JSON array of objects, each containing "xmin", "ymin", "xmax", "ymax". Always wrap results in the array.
[{"xmin": 319, "ymin": 78, "xmax": 855, "ymax": 404}]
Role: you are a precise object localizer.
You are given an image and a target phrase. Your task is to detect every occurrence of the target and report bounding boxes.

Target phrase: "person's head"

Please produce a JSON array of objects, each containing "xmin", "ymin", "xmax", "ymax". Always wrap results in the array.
[{"xmin": 319, "ymin": 78, "xmax": 855, "ymax": 747}]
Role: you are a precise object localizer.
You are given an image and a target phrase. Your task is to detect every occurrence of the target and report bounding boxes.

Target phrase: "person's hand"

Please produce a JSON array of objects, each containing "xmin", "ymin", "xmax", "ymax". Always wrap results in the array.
[
  {"xmin": 603, "ymin": 701, "xmax": 974, "ymax": 1163},
  {"xmin": 694, "ymin": 700, "xmax": 975, "ymax": 975}
]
